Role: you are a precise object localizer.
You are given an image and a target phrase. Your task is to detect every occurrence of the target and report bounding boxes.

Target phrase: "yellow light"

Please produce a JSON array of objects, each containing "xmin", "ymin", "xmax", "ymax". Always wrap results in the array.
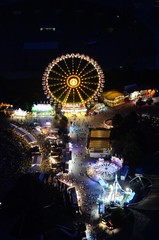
[
  {"xmin": 66, "ymin": 75, "xmax": 81, "ymax": 88},
  {"xmin": 70, "ymin": 78, "xmax": 77, "ymax": 86}
]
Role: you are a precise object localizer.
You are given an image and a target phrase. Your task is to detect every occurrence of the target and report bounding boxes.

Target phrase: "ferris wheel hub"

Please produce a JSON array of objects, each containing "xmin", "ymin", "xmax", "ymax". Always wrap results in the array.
[{"xmin": 66, "ymin": 75, "xmax": 81, "ymax": 88}]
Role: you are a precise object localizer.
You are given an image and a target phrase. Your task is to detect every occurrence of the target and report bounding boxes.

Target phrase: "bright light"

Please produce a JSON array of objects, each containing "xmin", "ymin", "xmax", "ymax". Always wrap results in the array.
[
  {"xmin": 46, "ymin": 121, "xmax": 51, "ymax": 126},
  {"xmin": 99, "ymin": 222, "xmax": 108, "ymax": 230},
  {"xmin": 32, "ymin": 104, "xmax": 53, "ymax": 112},
  {"xmin": 49, "ymin": 157, "xmax": 57, "ymax": 164},
  {"xmin": 14, "ymin": 108, "xmax": 27, "ymax": 117}
]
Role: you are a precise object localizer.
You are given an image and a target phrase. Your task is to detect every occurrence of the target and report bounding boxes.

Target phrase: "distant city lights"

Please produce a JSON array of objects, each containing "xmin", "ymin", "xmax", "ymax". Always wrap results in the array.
[{"xmin": 40, "ymin": 27, "xmax": 56, "ymax": 31}]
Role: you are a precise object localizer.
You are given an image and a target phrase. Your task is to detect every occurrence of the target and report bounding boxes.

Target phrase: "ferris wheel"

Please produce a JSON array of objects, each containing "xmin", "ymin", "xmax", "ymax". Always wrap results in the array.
[{"xmin": 42, "ymin": 53, "xmax": 105, "ymax": 107}]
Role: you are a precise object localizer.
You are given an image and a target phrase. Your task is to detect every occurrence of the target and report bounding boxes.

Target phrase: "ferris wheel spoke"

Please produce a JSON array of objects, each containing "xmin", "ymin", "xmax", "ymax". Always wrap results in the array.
[
  {"xmin": 75, "ymin": 58, "xmax": 82, "ymax": 74},
  {"xmin": 78, "ymin": 86, "xmax": 90, "ymax": 98},
  {"xmin": 78, "ymin": 61, "xmax": 90, "ymax": 76},
  {"xmin": 72, "ymin": 89, "xmax": 76, "ymax": 104},
  {"xmin": 58, "ymin": 87, "xmax": 69, "ymax": 100},
  {"xmin": 82, "ymin": 81, "xmax": 98, "ymax": 86},
  {"xmin": 63, "ymin": 88, "xmax": 71, "ymax": 104},
  {"xmin": 81, "ymin": 67, "xmax": 97, "ymax": 77},
  {"xmin": 56, "ymin": 63, "xmax": 69, "ymax": 77},
  {"xmin": 48, "ymin": 77, "xmax": 66, "ymax": 82},
  {"xmin": 48, "ymin": 83, "xmax": 64, "ymax": 87},
  {"xmin": 52, "ymin": 85, "xmax": 67, "ymax": 94},
  {"xmin": 82, "ymin": 85, "xmax": 97, "ymax": 93},
  {"xmin": 51, "ymin": 69, "xmax": 66, "ymax": 78},
  {"xmin": 72, "ymin": 57, "xmax": 75, "ymax": 74},
  {"xmin": 64, "ymin": 59, "xmax": 71, "ymax": 75},
  {"xmin": 82, "ymin": 75, "xmax": 99, "ymax": 81},
  {"xmin": 76, "ymin": 88, "xmax": 85, "ymax": 104}
]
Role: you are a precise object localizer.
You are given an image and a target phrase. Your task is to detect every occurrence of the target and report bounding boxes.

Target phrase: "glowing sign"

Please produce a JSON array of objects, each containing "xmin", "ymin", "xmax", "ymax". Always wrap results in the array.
[
  {"xmin": 32, "ymin": 104, "xmax": 53, "ymax": 112},
  {"xmin": 14, "ymin": 108, "xmax": 27, "ymax": 117}
]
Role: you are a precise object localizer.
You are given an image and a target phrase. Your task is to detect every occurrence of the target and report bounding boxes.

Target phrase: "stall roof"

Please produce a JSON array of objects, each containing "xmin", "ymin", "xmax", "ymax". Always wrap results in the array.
[
  {"xmin": 24, "ymin": 133, "xmax": 36, "ymax": 143},
  {"xmin": 32, "ymin": 155, "xmax": 42, "ymax": 165},
  {"xmin": 102, "ymin": 90, "xmax": 124, "ymax": 100}
]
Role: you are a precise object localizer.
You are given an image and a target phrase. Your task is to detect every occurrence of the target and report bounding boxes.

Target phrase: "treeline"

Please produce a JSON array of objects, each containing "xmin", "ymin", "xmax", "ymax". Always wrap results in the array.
[{"xmin": 110, "ymin": 111, "xmax": 159, "ymax": 169}]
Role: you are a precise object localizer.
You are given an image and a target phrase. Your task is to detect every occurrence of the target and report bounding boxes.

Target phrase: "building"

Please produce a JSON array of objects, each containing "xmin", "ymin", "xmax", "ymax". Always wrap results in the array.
[
  {"xmin": 101, "ymin": 90, "xmax": 125, "ymax": 107},
  {"xmin": 87, "ymin": 128, "xmax": 111, "ymax": 158},
  {"xmin": 31, "ymin": 103, "xmax": 54, "ymax": 116}
]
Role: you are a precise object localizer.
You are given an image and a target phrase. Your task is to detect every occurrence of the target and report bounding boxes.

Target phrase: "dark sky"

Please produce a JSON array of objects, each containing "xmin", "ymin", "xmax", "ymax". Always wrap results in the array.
[{"xmin": 0, "ymin": 0, "xmax": 159, "ymax": 105}]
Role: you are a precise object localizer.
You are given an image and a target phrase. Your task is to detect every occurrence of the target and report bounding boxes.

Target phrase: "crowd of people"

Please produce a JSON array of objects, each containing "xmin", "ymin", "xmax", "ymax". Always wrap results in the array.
[{"xmin": 0, "ymin": 126, "xmax": 31, "ymax": 183}]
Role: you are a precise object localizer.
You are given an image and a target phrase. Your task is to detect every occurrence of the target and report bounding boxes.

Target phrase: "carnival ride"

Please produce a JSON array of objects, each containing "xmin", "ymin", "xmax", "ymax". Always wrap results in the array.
[
  {"xmin": 42, "ymin": 53, "xmax": 105, "ymax": 111},
  {"xmin": 97, "ymin": 174, "xmax": 135, "ymax": 212},
  {"xmin": 87, "ymin": 157, "xmax": 123, "ymax": 181},
  {"xmin": 87, "ymin": 157, "xmax": 135, "ymax": 208}
]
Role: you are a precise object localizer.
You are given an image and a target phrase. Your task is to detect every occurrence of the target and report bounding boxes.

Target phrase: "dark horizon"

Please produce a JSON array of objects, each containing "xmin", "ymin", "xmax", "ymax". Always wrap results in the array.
[
  {"xmin": 1, "ymin": 68, "xmax": 159, "ymax": 107},
  {"xmin": 0, "ymin": 0, "xmax": 159, "ymax": 106}
]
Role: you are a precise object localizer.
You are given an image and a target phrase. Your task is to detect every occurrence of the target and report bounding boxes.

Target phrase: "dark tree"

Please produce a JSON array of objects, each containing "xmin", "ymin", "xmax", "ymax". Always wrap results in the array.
[
  {"xmin": 122, "ymin": 141, "xmax": 143, "ymax": 168},
  {"xmin": 52, "ymin": 113, "xmax": 61, "ymax": 128},
  {"xmin": 3, "ymin": 174, "xmax": 44, "ymax": 237},
  {"xmin": 111, "ymin": 111, "xmax": 159, "ymax": 169},
  {"xmin": 120, "ymin": 111, "xmax": 139, "ymax": 133},
  {"xmin": 112, "ymin": 113, "xmax": 123, "ymax": 127},
  {"xmin": 0, "ymin": 111, "xmax": 9, "ymax": 130},
  {"xmin": 111, "ymin": 207, "xmax": 126, "ymax": 228},
  {"xmin": 58, "ymin": 116, "xmax": 69, "ymax": 135}
]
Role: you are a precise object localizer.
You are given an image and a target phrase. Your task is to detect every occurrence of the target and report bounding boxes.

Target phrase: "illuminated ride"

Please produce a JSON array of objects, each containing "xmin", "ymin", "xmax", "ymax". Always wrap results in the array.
[
  {"xmin": 42, "ymin": 53, "xmax": 105, "ymax": 112},
  {"xmin": 101, "ymin": 174, "xmax": 135, "ymax": 206},
  {"xmin": 97, "ymin": 174, "xmax": 135, "ymax": 214},
  {"xmin": 87, "ymin": 157, "xmax": 123, "ymax": 182},
  {"xmin": 87, "ymin": 156, "xmax": 135, "ymax": 209},
  {"xmin": 87, "ymin": 158, "xmax": 135, "ymax": 208}
]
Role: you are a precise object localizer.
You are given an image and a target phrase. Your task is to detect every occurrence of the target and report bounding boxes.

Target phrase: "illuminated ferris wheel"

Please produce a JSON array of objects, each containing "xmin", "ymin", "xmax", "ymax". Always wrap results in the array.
[{"xmin": 42, "ymin": 53, "xmax": 105, "ymax": 107}]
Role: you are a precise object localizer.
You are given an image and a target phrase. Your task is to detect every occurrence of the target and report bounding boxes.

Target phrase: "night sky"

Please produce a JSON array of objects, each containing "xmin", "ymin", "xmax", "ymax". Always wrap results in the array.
[{"xmin": 0, "ymin": 0, "xmax": 159, "ymax": 106}]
